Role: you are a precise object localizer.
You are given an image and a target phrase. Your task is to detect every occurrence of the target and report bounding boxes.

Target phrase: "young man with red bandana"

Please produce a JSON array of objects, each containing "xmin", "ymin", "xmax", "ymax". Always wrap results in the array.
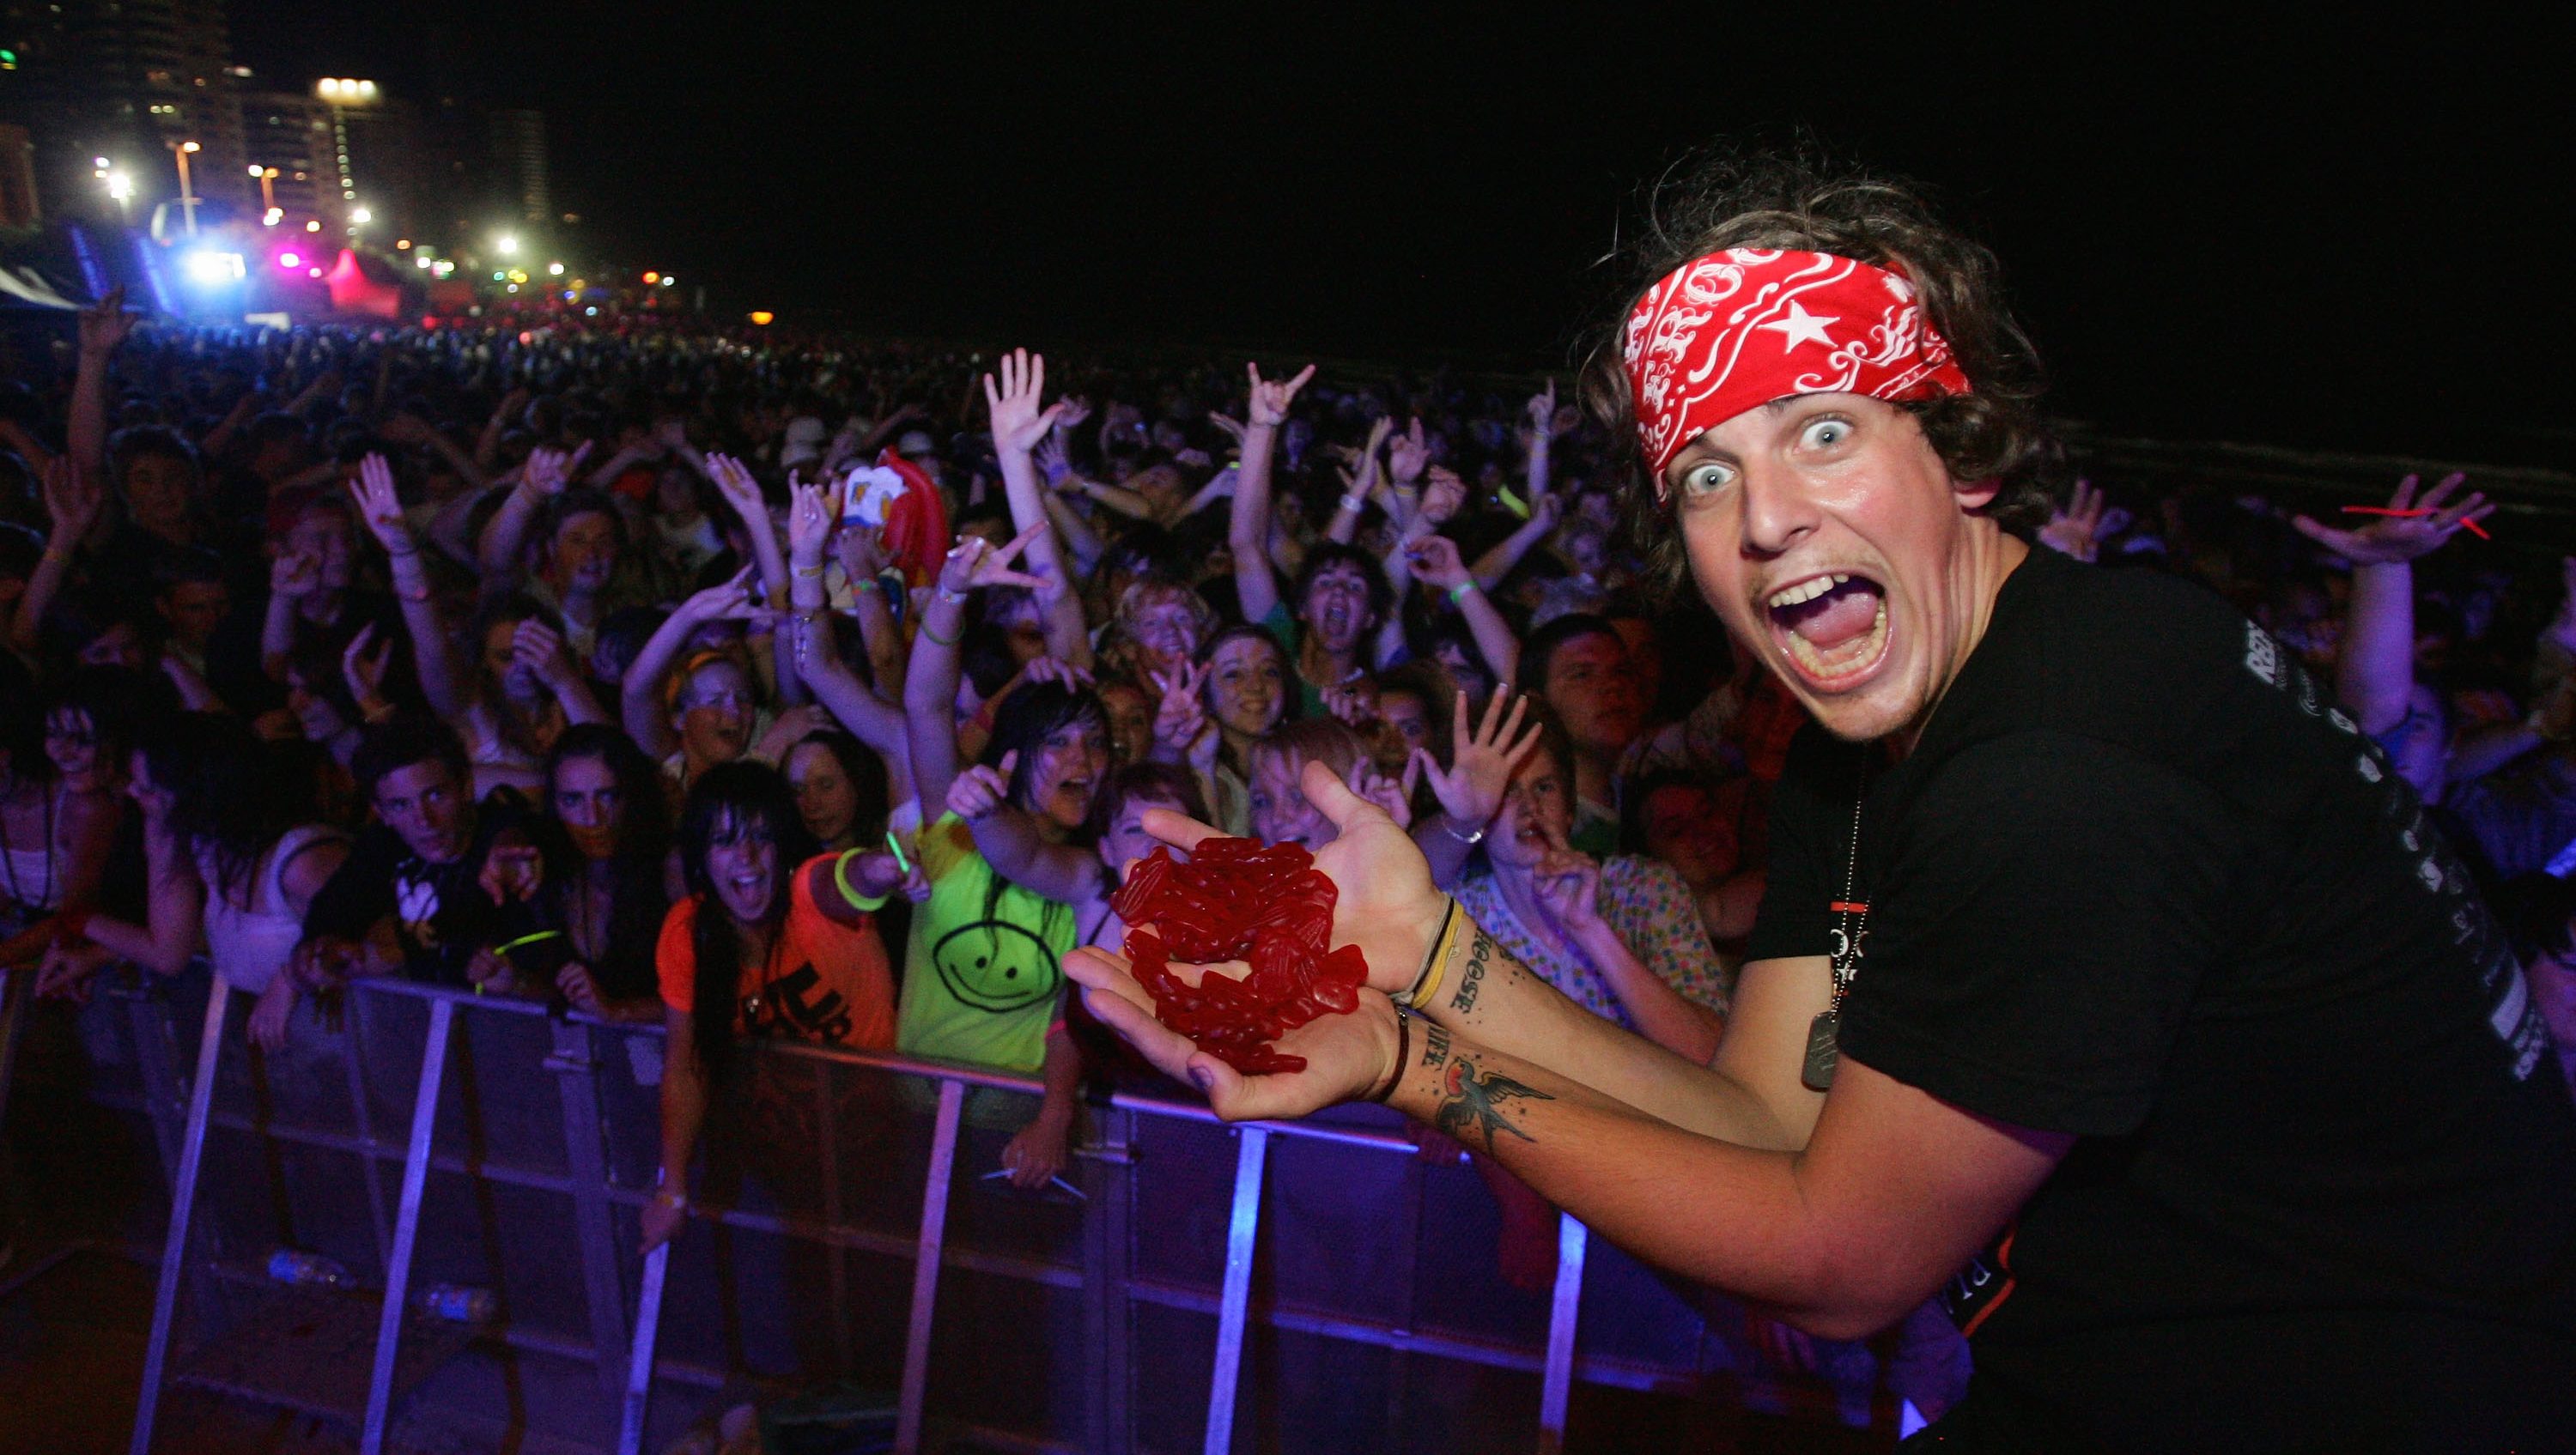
[{"xmin": 1070, "ymin": 160, "xmax": 2576, "ymax": 1452}]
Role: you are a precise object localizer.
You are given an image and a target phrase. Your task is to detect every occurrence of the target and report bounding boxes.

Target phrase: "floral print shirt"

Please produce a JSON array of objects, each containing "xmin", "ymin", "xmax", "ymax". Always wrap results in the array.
[{"xmin": 1455, "ymin": 855, "xmax": 1732, "ymax": 1031}]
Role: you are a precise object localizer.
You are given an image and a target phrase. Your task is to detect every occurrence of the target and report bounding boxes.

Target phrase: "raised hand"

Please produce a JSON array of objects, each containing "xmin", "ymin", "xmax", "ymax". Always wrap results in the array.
[
  {"xmin": 270, "ymin": 545, "xmax": 321, "ymax": 601},
  {"xmin": 1351, "ymin": 756, "xmax": 1414, "ymax": 829},
  {"xmin": 1052, "ymin": 393, "xmax": 1094, "ymax": 437},
  {"xmin": 834, "ymin": 522, "xmax": 888, "ymax": 581},
  {"xmin": 1020, "ymin": 658, "xmax": 1096, "ymax": 692},
  {"xmin": 1245, "ymin": 362, "xmax": 1317, "ymax": 428},
  {"xmin": 512, "ymin": 617, "xmax": 575, "ymax": 686},
  {"xmin": 2290, "ymin": 473, "xmax": 2491, "ymax": 567},
  {"xmin": 678, "ymin": 565, "xmax": 765, "ymax": 625},
  {"xmin": 946, "ymin": 750, "xmax": 1018, "ymax": 821},
  {"xmin": 787, "ymin": 476, "xmax": 840, "ymax": 564},
  {"xmin": 702, "ymin": 452, "xmax": 771, "ymax": 524},
  {"xmin": 1404, "ymin": 534, "xmax": 1473, "ymax": 592},
  {"xmin": 1386, "ymin": 417, "xmax": 1430, "ymax": 486},
  {"xmin": 936, "ymin": 524, "xmax": 1049, "ymax": 596},
  {"xmin": 39, "ymin": 458, "xmax": 104, "ymax": 539},
  {"xmin": 1523, "ymin": 379, "xmax": 1564, "ymax": 440},
  {"xmin": 479, "ymin": 840, "xmax": 543, "ymax": 906},
  {"xmin": 342, "ymin": 622, "xmax": 394, "ymax": 712},
  {"xmin": 349, "ymin": 453, "xmax": 414, "ymax": 553},
  {"xmin": 1321, "ymin": 682, "xmax": 1376, "ymax": 730},
  {"xmin": 1530, "ymin": 834, "xmax": 1605, "ymax": 937},
  {"xmin": 2036, "ymin": 478, "xmax": 2109, "ymax": 562},
  {"xmin": 1206, "ymin": 410, "xmax": 1249, "ymax": 452},
  {"xmin": 76, "ymin": 285, "xmax": 137, "ymax": 358},
  {"xmin": 1413, "ymin": 690, "xmax": 1540, "ymax": 833},
  {"xmin": 984, "ymin": 349, "xmax": 1066, "ymax": 458},
  {"xmin": 521, "ymin": 441, "xmax": 591, "ymax": 496},
  {"xmin": 1031, "ymin": 433, "xmax": 1073, "ymax": 487},
  {"xmin": 1150, "ymin": 662, "xmax": 1217, "ymax": 764}
]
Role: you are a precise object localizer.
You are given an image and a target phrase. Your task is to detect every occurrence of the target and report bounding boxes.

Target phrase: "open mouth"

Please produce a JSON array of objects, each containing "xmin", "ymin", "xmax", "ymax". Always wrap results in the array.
[{"xmin": 1764, "ymin": 571, "xmax": 1890, "ymax": 688}]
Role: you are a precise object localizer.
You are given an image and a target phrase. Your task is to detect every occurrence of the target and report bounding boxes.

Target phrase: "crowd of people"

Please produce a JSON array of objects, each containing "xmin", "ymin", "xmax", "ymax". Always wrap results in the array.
[{"xmin": 3, "ymin": 276, "xmax": 2574, "ymax": 1414}]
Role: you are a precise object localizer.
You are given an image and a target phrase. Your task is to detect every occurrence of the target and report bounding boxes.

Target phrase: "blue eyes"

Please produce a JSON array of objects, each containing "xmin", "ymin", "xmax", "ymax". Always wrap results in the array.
[{"xmin": 1680, "ymin": 463, "xmax": 1733, "ymax": 498}]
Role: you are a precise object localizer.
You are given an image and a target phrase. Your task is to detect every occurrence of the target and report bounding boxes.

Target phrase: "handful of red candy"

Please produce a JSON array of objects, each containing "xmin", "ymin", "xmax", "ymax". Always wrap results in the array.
[{"xmin": 1110, "ymin": 836, "xmax": 1369, "ymax": 1075}]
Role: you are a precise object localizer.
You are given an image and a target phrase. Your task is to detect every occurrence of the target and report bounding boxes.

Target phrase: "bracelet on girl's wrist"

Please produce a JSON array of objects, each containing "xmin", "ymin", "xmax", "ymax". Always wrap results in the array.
[
  {"xmin": 1339, "ymin": 494, "xmax": 1368, "ymax": 515},
  {"xmin": 793, "ymin": 562, "xmax": 824, "ymax": 579},
  {"xmin": 920, "ymin": 617, "xmax": 965, "ymax": 648},
  {"xmin": 935, "ymin": 585, "xmax": 970, "ymax": 606},
  {"xmin": 1437, "ymin": 815, "xmax": 1485, "ymax": 846},
  {"xmin": 1447, "ymin": 580, "xmax": 1478, "ymax": 605}
]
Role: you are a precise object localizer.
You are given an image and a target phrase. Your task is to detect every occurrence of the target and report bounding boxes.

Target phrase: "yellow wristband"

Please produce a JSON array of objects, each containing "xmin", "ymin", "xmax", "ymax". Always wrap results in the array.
[
  {"xmin": 1402, "ymin": 899, "xmax": 1466, "ymax": 1010},
  {"xmin": 831, "ymin": 849, "xmax": 890, "ymax": 914}
]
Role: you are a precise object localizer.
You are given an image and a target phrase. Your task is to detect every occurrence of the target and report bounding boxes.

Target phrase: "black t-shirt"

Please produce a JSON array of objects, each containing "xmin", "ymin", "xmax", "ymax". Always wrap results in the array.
[
  {"xmin": 303, "ymin": 793, "xmax": 538, "ymax": 988},
  {"xmin": 1750, "ymin": 546, "xmax": 2576, "ymax": 1454}
]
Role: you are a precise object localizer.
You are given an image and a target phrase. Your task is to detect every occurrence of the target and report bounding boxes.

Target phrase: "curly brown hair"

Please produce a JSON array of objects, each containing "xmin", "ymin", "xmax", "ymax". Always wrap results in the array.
[{"xmin": 1580, "ymin": 149, "xmax": 2066, "ymax": 593}]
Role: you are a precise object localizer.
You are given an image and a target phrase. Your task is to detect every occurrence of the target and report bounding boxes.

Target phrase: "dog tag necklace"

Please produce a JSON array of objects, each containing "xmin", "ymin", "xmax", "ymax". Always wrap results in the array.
[{"xmin": 1803, "ymin": 774, "xmax": 1868, "ymax": 1091}]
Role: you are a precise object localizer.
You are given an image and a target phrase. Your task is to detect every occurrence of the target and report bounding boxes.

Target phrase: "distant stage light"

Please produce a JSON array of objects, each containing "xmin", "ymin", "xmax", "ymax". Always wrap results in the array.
[
  {"xmin": 183, "ymin": 251, "xmax": 244, "ymax": 284},
  {"xmin": 307, "ymin": 266, "xmax": 324, "ymax": 278},
  {"xmin": 495, "ymin": 234, "xmax": 520, "ymax": 255},
  {"xmin": 547, "ymin": 262, "xmax": 564, "ymax": 276},
  {"xmin": 305, "ymin": 220, "xmax": 322, "ymax": 233},
  {"xmin": 277, "ymin": 252, "xmax": 302, "ymax": 269},
  {"xmin": 749, "ymin": 311, "xmax": 774, "ymax": 326}
]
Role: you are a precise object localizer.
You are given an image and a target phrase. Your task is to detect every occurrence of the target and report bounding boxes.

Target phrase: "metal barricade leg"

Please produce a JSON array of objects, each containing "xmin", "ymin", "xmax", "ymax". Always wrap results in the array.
[
  {"xmin": 895, "ymin": 1076, "xmax": 965, "ymax": 1455},
  {"xmin": 359, "ymin": 995, "xmax": 454, "ymax": 1455},
  {"xmin": 0, "ymin": 968, "xmax": 25, "ymax": 1147},
  {"xmin": 1082, "ymin": 1106, "xmax": 1135, "ymax": 1455},
  {"xmin": 1203, "ymin": 1125, "xmax": 1270, "ymax": 1455},
  {"xmin": 1536, "ymin": 1213, "xmax": 1589, "ymax": 1455},
  {"xmin": 547, "ymin": 1017, "xmax": 632, "ymax": 1404},
  {"xmin": 127, "ymin": 974, "xmax": 231, "ymax": 1455},
  {"xmin": 619, "ymin": 1242, "xmax": 670, "ymax": 1455}
]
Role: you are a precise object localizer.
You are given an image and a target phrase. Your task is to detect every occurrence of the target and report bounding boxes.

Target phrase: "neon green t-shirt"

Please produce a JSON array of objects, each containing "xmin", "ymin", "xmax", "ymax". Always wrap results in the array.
[{"xmin": 895, "ymin": 812, "xmax": 1077, "ymax": 1075}]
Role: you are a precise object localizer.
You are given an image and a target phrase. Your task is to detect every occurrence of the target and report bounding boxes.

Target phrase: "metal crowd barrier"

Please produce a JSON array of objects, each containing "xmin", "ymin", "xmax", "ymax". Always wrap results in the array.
[{"xmin": 0, "ymin": 961, "xmax": 1871, "ymax": 1454}]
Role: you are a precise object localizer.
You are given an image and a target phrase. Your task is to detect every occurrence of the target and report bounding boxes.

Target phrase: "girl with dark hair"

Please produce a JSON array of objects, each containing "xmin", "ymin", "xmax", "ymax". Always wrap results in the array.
[
  {"xmin": 0, "ymin": 667, "xmax": 143, "ymax": 967},
  {"xmin": 32, "ymin": 713, "xmax": 347, "ymax": 1049},
  {"xmin": 643, "ymin": 760, "xmax": 918, "ymax": 1252},
  {"xmin": 903, "ymin": 530, "xmax": 1109, "ymax": 1190},
  {"xmin": 534, "ymin": 723, "xmax": 673, "ymax": 1022}
]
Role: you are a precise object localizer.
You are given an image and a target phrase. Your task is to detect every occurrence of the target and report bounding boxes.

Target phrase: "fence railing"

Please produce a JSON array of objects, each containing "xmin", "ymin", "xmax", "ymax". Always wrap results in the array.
[{"xmin": 0, "ymin": 961, "xmax": 1867, "ymax": 1454}]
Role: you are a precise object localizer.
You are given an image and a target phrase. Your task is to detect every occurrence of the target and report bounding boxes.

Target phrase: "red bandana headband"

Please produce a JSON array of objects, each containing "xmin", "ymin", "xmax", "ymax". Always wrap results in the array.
[{"xmin": 1623, "ymin": 248, "xmax": 1972, "ymax": 496}]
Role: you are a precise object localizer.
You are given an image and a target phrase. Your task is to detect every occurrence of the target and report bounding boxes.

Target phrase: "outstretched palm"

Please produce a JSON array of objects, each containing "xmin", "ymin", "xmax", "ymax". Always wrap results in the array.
[{"xmin": 2292, "ymin": 473, "xmax": 2490, "ymax": 566}]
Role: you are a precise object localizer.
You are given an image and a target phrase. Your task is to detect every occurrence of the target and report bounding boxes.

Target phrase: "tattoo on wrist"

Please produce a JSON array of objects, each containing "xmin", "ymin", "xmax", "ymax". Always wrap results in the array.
[
  {"xmin": 1427, "ymin": 1046, "xmax": 1552, "ymax": 1153},
  {"xmin": 1449, "ymin": 927, "xmax": 1497, "ymax": 1015}
]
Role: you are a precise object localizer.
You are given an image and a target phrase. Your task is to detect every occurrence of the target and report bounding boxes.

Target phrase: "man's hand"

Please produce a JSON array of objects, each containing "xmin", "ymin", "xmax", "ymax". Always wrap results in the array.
[
  {"xmin": 270, "ymin": 547, "xmax": 322, "ymax": 602},
  {"xmin": 33, "ymin": 938, "xmax": 111, "ymax": 1003},
  {"xmin": 512, "ymin": 617, "xmax": 579, "ymax": 688},
  {"xmin": 1530, "ymin": 837, "xmax": 1606, "ymax": 938},
  {"xmin": 702, "ymin": 453, "xmax": 772, "ymax": 526},
  {"xmin": 2291, "ymin": 472, "xmax": 2491, "ymax": 567},
  {"xmin": 984, "ymin": 349, "xmax": 1066, "ymax": 458},
  {"xmin": 1066, "ymin": 938, "xmax": 1408, "ymax": 1121},
  {"xmin": 1244, "ymin": 362, "xmax": 1317, "ymax": 429},
  {"xmin": 1069, "ymin": 755, "xmax": 1449, "ymax": 1004},
  {"xmin": 464, "ymin": 946, "xmax": 518, "ymax": 994},
  {"xmin": 835, "ymin": 522, "xmax": 888, "ymax": 582},
  {"xmin": 1414, "ymin": 690, "xmax": 1540, "ymax": 834}
]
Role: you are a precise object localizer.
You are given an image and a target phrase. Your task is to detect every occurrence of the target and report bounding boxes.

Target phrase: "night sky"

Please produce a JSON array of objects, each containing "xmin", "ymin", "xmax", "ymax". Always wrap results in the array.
[{"xmin": 230, "ymin": 8, "xmax": 2570, "ymax": 468}]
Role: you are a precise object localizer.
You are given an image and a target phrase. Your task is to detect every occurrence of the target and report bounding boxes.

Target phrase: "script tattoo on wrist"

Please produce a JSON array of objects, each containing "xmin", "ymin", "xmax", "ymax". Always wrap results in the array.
[
  {"xmin": 1420, "ymin": 1022, "xmax": 1451, "ymax": 1075},
  {"xmin": 1428, "ymin": 1049, "xmax": 1553, "ymax": 1154},
  {"xmin": 1449, "ymin": 927, "xmax": 1497, "ymax": 1015}
]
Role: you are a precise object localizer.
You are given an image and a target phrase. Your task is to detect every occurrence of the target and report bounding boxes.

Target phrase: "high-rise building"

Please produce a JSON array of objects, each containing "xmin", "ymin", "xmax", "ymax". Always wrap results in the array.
[
  {"xmin": 488, "ymin": 107, "xmax": 549, "ymax": 224},
  {"xmin": 0, "ymin": 0, "xmax": 248, "ymax": 223}
]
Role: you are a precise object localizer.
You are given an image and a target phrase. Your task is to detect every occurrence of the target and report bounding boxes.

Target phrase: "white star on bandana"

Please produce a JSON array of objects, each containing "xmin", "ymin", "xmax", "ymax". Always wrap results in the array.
[{"xmin": 1760, "ymin": 300, "xmax": 1839, "ymax": 352}]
